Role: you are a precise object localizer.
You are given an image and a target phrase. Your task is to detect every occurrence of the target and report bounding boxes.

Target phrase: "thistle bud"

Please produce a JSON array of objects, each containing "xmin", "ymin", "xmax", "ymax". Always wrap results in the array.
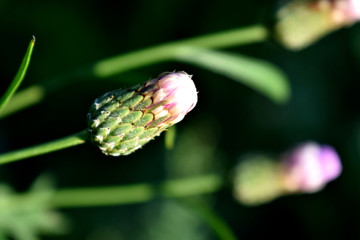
[
  {"xmin": 281, "ymin": 142, "xmax": 342, "ymax": 193},
  {"xmin": 275, "ymin": 0, "xmax": 360, "ymax": 50},
  {"xmin": 87, "ymin": 71, "xmax": 198, "ymax": 156}
]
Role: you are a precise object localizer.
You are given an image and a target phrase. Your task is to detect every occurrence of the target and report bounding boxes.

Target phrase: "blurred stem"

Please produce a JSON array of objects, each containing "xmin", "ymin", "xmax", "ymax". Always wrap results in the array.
[
  {"xmin": 50, "ymin": 174, "xmax": 223, "ymax": 208},
  {"xmin": 0, "ymin": 85, "xmax": 45, "ymax": 119},
  {"xmin": 93, "ymin": 24, "xmax": 268, "ymax": 77},
  {"xmin": 0, "ymin": 130, "xmax": 87, "ymax": 165},
  {"xmin": 5, "ymin": 25, "xmax": 267, "ymax": 118},
  {"xmin": 164, "ymin": 125, "xmax": 176, "ymax": 150},
  {"xmin": 183, "ymin": 200, "xmax": 237, "ymax": 240}
]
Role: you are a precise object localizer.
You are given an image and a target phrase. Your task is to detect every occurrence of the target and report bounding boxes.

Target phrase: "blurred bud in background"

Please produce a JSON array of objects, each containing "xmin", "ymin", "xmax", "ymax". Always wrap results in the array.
[
  {"xmin": 275, "ymin": 0, "xmax": 360, "ymax": 50},
  {"xmin": 233, "ymin": 142, "xmax": 342, "ymax": 206},
  {"xmin": 233, "ymin": 155, "xmax": 286, "ymax": 206},
  {"xmin": 281, "ymin": 142, "xmax": 342, "ymax": 193}
]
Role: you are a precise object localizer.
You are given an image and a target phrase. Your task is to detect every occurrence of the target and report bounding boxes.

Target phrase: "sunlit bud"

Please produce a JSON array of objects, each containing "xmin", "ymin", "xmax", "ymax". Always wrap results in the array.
[{"xmin": 87, "ymin": 71, "xmax": 198, "ymax": 156}]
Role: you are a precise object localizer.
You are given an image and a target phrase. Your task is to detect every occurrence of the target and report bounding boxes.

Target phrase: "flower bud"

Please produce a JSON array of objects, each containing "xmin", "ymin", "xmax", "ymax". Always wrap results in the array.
[
  {"xmin": 233, "ymin": 155, "xmax": 286, "ymax": 206},
  {"xmin": 232, "ymin": 142, "xmax": 342, "ymax": 206},
  {"xmin": 87, "ymin": 71, "xmax": 198, "ymax": 156},
  {"xmin": 275, "ymin": 0, "xmax": 360, "ymax": 50},
  {"xmin": 281, "ymin": 142, "xmax": 342, "ymax": 193}
]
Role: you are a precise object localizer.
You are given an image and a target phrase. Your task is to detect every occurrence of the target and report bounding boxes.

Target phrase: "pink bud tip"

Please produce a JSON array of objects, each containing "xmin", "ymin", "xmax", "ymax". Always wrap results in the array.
[
  {"xmin": 282, "ymin": 142, "xmax": 342, "ymax": 193},
  {"xmin": 150, "ymin": 71, "xmax": 198, "ymax": 125}
]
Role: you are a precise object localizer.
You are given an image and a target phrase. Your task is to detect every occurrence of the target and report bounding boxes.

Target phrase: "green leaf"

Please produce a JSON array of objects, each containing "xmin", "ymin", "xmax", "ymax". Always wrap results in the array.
[
  {"xmin": 92, "ymin": 25, "xmax": 267, "ymax": 78},
  {"xmin": 175, "ymin": 47, "xmax": 290, "ymax": 104},
  {"xmin": 0, "ymin": 36, "xmax": 35, "ymax": 113}
]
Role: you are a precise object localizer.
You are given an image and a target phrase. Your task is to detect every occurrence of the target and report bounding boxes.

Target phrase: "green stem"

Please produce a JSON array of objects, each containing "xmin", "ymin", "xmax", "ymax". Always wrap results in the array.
[
  {"xmin": 93, "ymin": 24, "xmax": 267, "ymax": 77},
  {"xmin": 3, "ymin": 25, "xmax": 267, "ymax": 119},
  {"xmin": 50, "ymin": 174, "xmax": 223, "ymax": 208},
  {"xmin": 0, "ymin": 130, "xmax": 87, "ymax": 165}
]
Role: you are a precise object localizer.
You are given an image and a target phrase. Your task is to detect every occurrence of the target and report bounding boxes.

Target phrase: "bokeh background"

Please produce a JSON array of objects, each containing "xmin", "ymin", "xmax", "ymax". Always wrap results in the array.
[{"xmin": 1, "ymin": 0, "xmax": 360, "ymax": 239}]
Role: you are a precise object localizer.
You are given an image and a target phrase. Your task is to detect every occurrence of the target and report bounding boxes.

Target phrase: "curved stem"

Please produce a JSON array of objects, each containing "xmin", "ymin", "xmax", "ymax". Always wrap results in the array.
[
  {"xmin": 93, "ymin": 25, "xmax": 268, "ymax": 77},
  {"xmin": 0, "ymin": 130, "xmax": 87, "ymax": 166},
  {"xmin": 50, "ymin": 174, "xmax": 223, "ymax": 208}
]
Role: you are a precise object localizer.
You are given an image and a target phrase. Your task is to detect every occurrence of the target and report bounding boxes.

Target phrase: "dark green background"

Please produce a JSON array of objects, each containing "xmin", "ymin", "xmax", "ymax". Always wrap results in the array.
[{"xmin": 1, "ymin": 0, "xmax": 360, "ymax": 239}]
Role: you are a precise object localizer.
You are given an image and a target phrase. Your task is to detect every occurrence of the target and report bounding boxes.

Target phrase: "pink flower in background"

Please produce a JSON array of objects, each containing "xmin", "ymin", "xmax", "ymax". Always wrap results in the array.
[
  {"xmin": 233, "ymin": 141, "xmax": 342, "ymax": 206},
  {"xmin": 331, "ymin": 0, "xmax": 360, "ymax": 23},
  {"xmin": 282, "ymin": 142, "xmax": 342, "ymax": 193}
]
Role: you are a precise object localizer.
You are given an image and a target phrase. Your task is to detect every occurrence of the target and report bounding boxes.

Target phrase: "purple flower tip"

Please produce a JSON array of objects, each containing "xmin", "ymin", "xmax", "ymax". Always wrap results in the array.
[
  {"xmin": 282, "ymin": 142, "xmax": 342, "ymax": 193},
  {"xmin": 151, "ymin": 71, "xmax": 198, "ymax": 125}
]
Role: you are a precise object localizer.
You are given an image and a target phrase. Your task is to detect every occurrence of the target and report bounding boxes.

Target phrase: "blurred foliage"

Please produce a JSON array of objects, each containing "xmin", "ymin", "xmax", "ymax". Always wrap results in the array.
[
  {"xmin": 1, "ymin": 0, "xmax": 360, "ymax": 239},
  {"xmin": 0, "ymin": 176, "xmax": 67, "ymax": 240},
  {"xmin": 165, "ymin": 115, "xmax": 223, "ymax": 179},
  {"xmin": 134, "ymin": 200, "xmax": 210, "ymax": 240}
]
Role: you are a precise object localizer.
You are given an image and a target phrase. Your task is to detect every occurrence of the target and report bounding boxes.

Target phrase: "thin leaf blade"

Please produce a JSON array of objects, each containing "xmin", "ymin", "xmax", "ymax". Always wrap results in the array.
[
  {"xmin": 0, "ymin": 36, "xmax": 36, "ymax": 113},
  {"xmin": 176, "ymin": 47, "xmax": 290, "ymax": 104}
]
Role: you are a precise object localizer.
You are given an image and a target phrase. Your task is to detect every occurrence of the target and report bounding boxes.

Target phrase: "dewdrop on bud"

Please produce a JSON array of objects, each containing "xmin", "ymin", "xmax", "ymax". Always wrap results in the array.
[
  {"xmin": 275, "ymin": 0, "xmax": 360, "ymax": 50},
  {"xmin": 281, "ymin": 142, "xmax": 342, "ymax": 193},
  {"xmin": 87, "ymin": 71, "xmax": 198, "ymax": 156}
]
